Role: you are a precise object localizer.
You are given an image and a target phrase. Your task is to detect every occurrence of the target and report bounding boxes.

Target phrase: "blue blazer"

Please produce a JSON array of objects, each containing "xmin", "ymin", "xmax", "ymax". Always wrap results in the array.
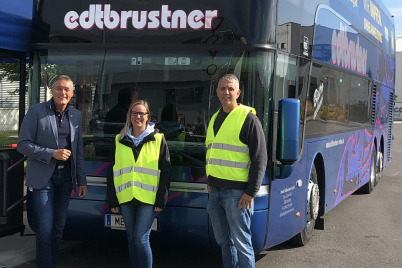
[{"xmin": 17, "ymin": 99, "xmax": 87, "ymax": 189}]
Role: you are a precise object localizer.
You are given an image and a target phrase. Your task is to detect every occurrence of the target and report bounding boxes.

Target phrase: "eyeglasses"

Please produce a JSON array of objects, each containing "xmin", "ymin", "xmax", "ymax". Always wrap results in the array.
[
  {"xmin": 130, "ymin": 111, "xmax": 149, "ymax": 117},
  {"xmin": 53, "ymin": 86, "xmax": 72, "ymax": 93}
]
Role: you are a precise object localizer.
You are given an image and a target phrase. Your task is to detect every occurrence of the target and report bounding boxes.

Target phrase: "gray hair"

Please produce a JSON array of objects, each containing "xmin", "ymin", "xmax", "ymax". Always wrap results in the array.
[
  {"xmin": 218, "ymin": 74, "xmax": 239, "ymax": 89},
  {"xmin": 51, "ymin": 75, "xmax": 75, "ymax": 90}
]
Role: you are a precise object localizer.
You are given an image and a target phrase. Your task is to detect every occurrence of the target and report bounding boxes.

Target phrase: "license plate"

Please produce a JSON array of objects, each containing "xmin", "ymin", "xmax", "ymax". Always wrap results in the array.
[
  {"xmin": 105, "ymin": 214, "xmax": 158, "ymax": 231},
  {"xmin": 105, "ymin": 214, "xmax": 126, "ymax": 230}
]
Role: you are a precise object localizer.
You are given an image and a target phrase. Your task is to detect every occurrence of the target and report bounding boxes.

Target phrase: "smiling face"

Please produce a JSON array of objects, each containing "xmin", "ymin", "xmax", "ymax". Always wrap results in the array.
[
  {"xmin": 51, "ymin": 79, "xmax": 74, "ymax": 112},
  {"xmin": 130, "ymin": 104, "xmax": 149, "ymax": 134},
  {"xmin": 216, "ymin": 77, "xmax": 241, "ymax": 113}
]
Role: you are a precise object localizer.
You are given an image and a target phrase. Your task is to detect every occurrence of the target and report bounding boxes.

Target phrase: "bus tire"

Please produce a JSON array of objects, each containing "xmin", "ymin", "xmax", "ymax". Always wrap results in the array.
[
  {"xmin": 291, "ymin": 164, "xmax": 320, "ymax": 246},
  {"xmin": 361, "ymin": 147, "xmax": 377, "ymax": 194},
  {"xmin": 376, "ymin": 150, "xmax": 383, "ymax": 181}
]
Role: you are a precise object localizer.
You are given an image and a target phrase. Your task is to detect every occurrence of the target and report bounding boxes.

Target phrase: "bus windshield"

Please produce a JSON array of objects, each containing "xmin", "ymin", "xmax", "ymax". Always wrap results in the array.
[{"xmin": 34, "ymin": 49, "xmax": 272, "ymax": 178}]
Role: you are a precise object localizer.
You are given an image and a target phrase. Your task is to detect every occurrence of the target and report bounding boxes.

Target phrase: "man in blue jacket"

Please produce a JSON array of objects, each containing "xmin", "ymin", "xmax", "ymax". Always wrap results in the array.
[{"xmin": 17, "ymin": 75, "xmax": 87, "ymax": 268}]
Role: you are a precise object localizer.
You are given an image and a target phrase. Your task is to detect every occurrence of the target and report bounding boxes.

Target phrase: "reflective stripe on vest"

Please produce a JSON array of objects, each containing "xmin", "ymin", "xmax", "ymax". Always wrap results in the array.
[
  {"xmin": 207, "ymin": 143, "xmax": 250, "ymax": 154},
  {"xmin": 113, "ymin": 133, "xmax": 163, "ymax": 205},
  {"xmin": 205, "ymin": 105, "xmax": 255, "ymax": 182},
  {"xmin": 207, "ymin": 158, "xmax": 251, "ymax": 169},
  {"xmin": 113, "ymin": 166, "xmax": 161, "ymax": 179},
  {"xmin": 115, "ymin": 180, "xmax": 158, "ymax": 195}
]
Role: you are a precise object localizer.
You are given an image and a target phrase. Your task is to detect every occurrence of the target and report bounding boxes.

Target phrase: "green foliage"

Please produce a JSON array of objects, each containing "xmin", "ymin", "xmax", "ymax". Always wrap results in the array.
[
  {"xmin": 41, "ymin": 65, "xmax": 69, "ymax": 86},
  {"xmin": 0, "ymin": 61, "xmax": 68, "ymax": 86},
  {"xmin": 0, "ymin": 63, "xmax": 26, "ymax": 83},
  {"xmin": 0, "ymin": 131, "xmax": 18, "ymax": 148}
]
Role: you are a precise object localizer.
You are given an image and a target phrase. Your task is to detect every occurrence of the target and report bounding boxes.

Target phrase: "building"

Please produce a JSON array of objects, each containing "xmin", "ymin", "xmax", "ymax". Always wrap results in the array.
[
  {"xmin": 395, "ymin": 38, "xmax": 402, "ymax": 121},
  {"xmin": 0, "ymin": 75, "xmax": 21, "ymax": 131}
]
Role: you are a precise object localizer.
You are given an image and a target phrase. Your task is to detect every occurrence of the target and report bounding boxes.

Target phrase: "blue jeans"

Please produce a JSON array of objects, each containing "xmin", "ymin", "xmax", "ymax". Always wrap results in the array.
[
  {"xmin": 207, "ymin": 187, "xmax": 255, "ymax": 268},
  {"xmin": 31, "ymin": 166, "xmax": 73, "ymax": 268},
  {"xmin": 120, "ymin": 203, "xmax": 157, "ymax": 268}
]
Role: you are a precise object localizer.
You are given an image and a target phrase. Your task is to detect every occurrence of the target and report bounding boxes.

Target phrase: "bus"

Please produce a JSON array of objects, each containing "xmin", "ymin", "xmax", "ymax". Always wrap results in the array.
[
  {"xmin": 25, "ymin": 0, "xmax": 395, "ymax": 251},
  {"xmin": 0, "ymin": 0, "xmax": 33, "ymax": 238}
]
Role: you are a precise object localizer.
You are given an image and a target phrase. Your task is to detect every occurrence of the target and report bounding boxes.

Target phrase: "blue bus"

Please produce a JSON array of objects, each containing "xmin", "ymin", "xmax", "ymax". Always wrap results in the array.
[{"xmin": 23, "ymin": 0, "xmax": 394, "ymax": 252}]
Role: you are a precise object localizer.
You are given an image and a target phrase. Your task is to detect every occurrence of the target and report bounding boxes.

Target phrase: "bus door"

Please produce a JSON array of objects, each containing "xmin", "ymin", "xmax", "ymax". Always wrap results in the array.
[{"xmin": 265, "ymin": 54, "xmax": 311, "ymax": 248}]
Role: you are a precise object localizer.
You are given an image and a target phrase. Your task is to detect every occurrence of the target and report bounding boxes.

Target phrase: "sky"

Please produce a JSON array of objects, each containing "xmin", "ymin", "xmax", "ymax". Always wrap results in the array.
[{"xmin": 382, "ymin": 0, "xmax": 402, "ymax": 37}]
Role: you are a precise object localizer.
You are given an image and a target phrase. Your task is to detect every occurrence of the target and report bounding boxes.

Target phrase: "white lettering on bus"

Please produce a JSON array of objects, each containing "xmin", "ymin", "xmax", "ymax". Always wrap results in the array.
[
  {"xmin": 326, "ymin": 138, "xmax": 345, "ymax": 148},
  {"xmin": 64, "ymin": 4, "xmax": 218, "ymax": 31},
  {"xmin": 331, "ymin": 23, "xmax": 368, "ymax": 75},
  {"xmin": 280, "ymin": 185, "xmax": 295, "ymax": 195},
  {"xmin": 313, "ymin": 83, "xmax": 324, "ymax": 120},
  {"xmin": 280, "ymin": 207, "xmax": 294, "ymax": 217}
]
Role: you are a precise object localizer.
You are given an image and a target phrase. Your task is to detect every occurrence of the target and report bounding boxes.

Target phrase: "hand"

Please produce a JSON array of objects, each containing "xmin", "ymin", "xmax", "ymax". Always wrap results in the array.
[
  {"xmin": 154, "ymin": 207, "xmax": 163, "ymax": 212},
  {"xmin": 111, "ymin": 207, "xmax": 120, "ymax": 213},
  {"xmin": 207, "ymin": 185, "xmax": 211, "ymax": 194},
  {"xmin": 53, "ymin": 149, "xmax": 71, "ymax": 161},
  {"xmin": 238, "ymin": 193, "xmax": 254, "ymax": 211},
  {"xmin": 77, "ymin": 186, "xmax": 87, "ymax": 198}
]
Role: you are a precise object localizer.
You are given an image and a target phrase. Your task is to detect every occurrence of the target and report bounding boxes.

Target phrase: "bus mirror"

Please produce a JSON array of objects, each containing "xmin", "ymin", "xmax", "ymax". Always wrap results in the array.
[
  {"xmin": 276, "ymin": 98, "xmax": 300, "ymax": 164},
  {"xmin": 274, "ymin": 163, "xmax": 294, "ymax": 179}
]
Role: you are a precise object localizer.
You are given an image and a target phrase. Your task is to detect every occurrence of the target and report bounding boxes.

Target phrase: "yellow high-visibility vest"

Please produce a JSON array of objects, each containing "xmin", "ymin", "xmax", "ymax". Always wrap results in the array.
[
  {"xmin": 205, "ymin": 105, "xmax": 255, "ymax": 182},
  {"xmin": 113, "ymin": 133, "xmax": 163, "ymax": 205}
]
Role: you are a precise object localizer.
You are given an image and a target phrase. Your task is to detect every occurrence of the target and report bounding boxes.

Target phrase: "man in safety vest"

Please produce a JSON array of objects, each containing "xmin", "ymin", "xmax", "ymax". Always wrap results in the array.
[{"xmin": 206, "ymin": 74, "xmax": 267, "ymax": 268}]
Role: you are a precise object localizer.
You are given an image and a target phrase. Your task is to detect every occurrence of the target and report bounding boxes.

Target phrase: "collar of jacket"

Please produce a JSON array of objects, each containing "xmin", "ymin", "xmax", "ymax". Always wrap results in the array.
[{"xmin": 119, "ymin": 130, "xmax": 158, "ymax": 148}]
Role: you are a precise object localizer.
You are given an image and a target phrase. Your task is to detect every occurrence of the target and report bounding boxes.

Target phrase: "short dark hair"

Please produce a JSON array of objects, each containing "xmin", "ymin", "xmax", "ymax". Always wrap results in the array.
[{"xmin": 218, "ymin": 74, "xmax": 239, "ymax": 89}]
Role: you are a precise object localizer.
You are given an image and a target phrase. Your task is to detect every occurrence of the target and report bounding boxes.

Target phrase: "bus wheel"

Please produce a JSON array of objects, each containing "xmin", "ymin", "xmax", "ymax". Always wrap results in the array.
[
  {"xmin": 376, "ymin": 151, "xmax": 383, "ymax": 181},
  {"xmin": 291, "ymin": 164, "xmax": 320, "ymax": 246},
  {"xmin": 361, "ymin": 147, "xmax": 376, "ymax": 193}
]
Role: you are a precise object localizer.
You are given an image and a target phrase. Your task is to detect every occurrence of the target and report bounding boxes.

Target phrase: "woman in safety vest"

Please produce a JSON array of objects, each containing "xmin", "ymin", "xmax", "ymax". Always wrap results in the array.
[{"xmin": 107, "ymin": 100, "xmax": 171, "ymax": 268}]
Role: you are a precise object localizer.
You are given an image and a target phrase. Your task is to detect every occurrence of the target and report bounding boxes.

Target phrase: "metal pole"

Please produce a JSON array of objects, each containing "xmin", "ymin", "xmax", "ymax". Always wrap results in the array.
[{"xmin": 0, "ymin": 152, "xmax": 10, "ymax": 224}]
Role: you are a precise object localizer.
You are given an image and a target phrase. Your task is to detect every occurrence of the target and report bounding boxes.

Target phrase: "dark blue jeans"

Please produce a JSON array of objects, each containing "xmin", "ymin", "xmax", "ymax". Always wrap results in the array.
[
  {"xmin": 207, "ymin": 187, "xmax": 255, "ymax": 268},
  {"xmin": 31, "ymin": 166, "xmax": 73, "ymax": 268},
  {"xmin": 120, "ymin": 203, "xmax": 157, "ymax": 268}
]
